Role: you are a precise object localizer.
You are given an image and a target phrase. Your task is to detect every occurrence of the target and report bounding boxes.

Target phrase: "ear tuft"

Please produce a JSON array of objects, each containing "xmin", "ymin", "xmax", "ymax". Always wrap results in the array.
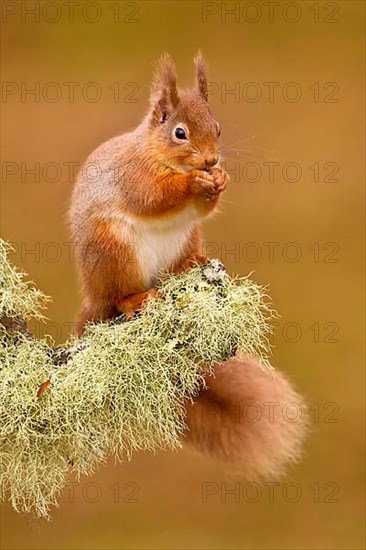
[
  {"xmin": 194, "ymin": 51, "xmax": 209, "ymax": 101},
  {"xmin": 150, "ymin": 53, "xmax": 179, "ymax": 124}
]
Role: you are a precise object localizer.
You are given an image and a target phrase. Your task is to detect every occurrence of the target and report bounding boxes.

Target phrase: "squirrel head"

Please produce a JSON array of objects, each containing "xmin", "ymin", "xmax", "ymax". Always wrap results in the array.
[{"xmin": 148, "ymin": 53, "xmax": 221, "ymax": 172}]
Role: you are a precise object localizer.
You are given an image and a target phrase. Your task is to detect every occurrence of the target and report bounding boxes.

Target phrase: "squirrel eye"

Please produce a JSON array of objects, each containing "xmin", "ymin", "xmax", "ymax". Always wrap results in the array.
[{"xmin": 175, "ymin": 127, "xmax": 187, "ymax": 140}]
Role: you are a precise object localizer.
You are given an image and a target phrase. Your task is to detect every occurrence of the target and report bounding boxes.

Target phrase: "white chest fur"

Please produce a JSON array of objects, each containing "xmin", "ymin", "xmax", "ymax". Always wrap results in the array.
[{"xmin": 111, "ymin": 204, "xmax": 199, "ymax": 288}]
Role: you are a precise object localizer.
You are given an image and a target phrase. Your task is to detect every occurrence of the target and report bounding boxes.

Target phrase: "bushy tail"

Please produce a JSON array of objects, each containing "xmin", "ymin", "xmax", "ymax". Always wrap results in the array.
[{"xmin": 184, "ymin": 356, "xmax": 309, "ymax": 479}]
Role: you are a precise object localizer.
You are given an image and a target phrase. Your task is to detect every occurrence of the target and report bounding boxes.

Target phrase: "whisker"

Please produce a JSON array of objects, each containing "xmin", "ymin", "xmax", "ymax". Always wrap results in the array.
[
  {"xmin": 218, "ymin": 134, "xmax": 258, "ymax": 152},
  {"xmin": 221, "ymin": 153, "xmax": 266, "ymax": 161},
  {"xmin": 227, "ymin": 147, "xmax": 272, "ymax": 154},
  {"xmin": 222, "ymin": 148, "xmax": 276, "ymax": 160}
]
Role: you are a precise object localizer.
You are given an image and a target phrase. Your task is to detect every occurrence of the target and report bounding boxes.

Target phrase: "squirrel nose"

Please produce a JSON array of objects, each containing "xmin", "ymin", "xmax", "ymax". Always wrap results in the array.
[{"xmin": 205, "ymin": 155, "xmax": 218, "ymax": 168}]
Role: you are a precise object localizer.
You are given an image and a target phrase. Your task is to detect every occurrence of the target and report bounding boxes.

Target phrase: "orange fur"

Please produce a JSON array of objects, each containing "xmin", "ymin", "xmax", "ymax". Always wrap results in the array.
[
  {"xmin": 184, "ymin": 356, "xmax": 309, "ymax": 479},
  {"xmin": 74, "ymin": 219, "xmax": 146, "ymax": 334}
]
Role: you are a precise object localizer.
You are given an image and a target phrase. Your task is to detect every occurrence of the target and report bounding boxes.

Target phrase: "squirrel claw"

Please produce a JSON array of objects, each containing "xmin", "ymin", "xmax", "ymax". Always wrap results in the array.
[{"xmin": 189, "ymin": 167, "xmax": 229, "ymax": 198}]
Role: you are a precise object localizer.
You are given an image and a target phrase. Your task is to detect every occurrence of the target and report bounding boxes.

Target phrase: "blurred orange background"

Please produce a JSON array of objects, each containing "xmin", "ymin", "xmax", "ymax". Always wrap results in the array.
[{"xmin": 1, "ymin": 1, "xmax": 365, "ymax": 549}]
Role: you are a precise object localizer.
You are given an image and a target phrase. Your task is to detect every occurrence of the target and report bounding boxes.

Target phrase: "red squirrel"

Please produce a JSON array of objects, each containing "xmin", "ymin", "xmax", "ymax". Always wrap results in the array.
[
  {"xmin": 70, "ymin": 54, "xmax": 307, "ymax": 478},
  {"xmin": 70, "ymin": 53, "xmax": 229, "ymax": 334}
]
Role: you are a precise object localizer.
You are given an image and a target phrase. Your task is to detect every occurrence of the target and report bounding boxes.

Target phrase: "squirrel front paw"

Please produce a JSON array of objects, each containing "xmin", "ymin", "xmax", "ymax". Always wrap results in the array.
[
  {"xmin": 174, "ymin": 254, "xmax": 208, "ymax": 274},
  {"xmin": 210, "ymin": 167, "xmax": 230, "ymax": 194},
  {"xmin": 188, "ymin": 168, "xmax": 229, "ymax": 199}
]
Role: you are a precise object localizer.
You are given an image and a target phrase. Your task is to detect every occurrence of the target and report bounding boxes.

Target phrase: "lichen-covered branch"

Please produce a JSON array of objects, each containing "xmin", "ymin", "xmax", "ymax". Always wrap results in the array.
[{"xmin": 0, "ymin": 240, "xmax": 275, "ymax": 519}]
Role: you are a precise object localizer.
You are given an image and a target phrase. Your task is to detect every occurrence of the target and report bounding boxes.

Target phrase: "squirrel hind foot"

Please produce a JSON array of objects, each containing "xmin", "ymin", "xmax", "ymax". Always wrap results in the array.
[{"xmin": 117, "ymin": 289, "xmax": 158, "ymax": 319}]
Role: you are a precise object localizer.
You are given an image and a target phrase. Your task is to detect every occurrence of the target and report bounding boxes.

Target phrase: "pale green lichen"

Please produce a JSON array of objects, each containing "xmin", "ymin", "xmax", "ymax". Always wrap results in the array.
[
  {"xmin": 0, "ymin": 240, "xmax": 49, "ymax": 321},
  {"xmin": 0, "ymin": 241, "xmax": 276, "ymax": 519}
]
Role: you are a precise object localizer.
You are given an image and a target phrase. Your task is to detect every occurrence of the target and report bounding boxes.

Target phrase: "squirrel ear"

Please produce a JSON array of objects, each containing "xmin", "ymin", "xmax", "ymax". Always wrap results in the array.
[
  {"xmin": 194, "ymin": 51, "xmax": 209, "ymax": 101},
  {"xmin": 150, "ymin": 53, "xmax": 179, "ymax": 124}
]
